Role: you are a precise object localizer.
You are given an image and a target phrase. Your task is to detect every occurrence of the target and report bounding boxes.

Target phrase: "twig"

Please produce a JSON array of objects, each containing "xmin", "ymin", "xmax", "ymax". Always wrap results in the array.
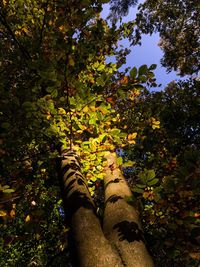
[
  {"xmin": 0, "ymin": 11, "xmax": 31, "ymax": 60},
  {"xmin": 38, "ymin": 0, "xmax": 49, "ymax": 48},
  {"xmin": 0, "ymin": 196, "xmax": 20, "ymax": 204}
]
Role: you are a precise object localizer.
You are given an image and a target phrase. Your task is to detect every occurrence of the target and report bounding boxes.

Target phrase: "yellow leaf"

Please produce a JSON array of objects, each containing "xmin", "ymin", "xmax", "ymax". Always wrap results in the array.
[
  {"xmin": 58, "ymin": 108, "xmax": 66, "ymax": 115},
  {"xmin": 46, "ymin": 114, "xmax": 51, "ymax": 120},
  {"xmin": 150, "ymin": 117, "xmax": 160, "ymax": 129},
  {"xmin": 127, "ymin": 133, "xmax": 137, "ymax": 140},
  {"xmin": 152, "ymin": 124, "xmax": 160, "ymax": 129},
  {"xmin": 22, "ymin": 27, "xmax": 29, "ymax": 34},
  {"xmin": 3, "ymin": 0, "xmax": 7, "ymax": 6},
  {"xmin": 0, "ymin": 210, "xmax": 7, "ymax": 217},
  {"xmin": 90, "ymin": 106, "xmax": 96, "ymax": 112},
  {"xmin": 82, "ymin": 106, "xmax": 89, "ymax": 113},
  {"xmin": 25, "ymin": 215, "xmax": 31, "ymax": 222},
  {"xmin": 127, "ymin": 140, "xmax": 136, "ymax": 144}
]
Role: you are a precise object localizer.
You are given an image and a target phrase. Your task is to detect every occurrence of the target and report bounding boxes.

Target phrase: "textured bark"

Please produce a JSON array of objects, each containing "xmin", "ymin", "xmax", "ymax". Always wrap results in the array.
[
  {"xmin": 60, "ymin": 149, "xmax": 123, "ymax": 267},
  {"xmin": 103, "ymin": 152, "xmax": 154, "ymax": 267}
]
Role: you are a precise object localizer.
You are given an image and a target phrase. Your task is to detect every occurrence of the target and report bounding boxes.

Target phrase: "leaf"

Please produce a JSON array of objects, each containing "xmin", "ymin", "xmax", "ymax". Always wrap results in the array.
[
  {"xmin": 46, "ymin": 87, "xmax": 54, "ymax": 93},
  {"xmin": 89, "ymin": 118, "xmax": 96, "ymax": 125},
  {"xmin": 130, "ymin": 67, "xmax": 137, "ymax": 79},
  {"xmin": 96, "ymin": 173, "xmax": 105, "ymax": 179},
  {"xmin": 22, "ymin": 101, "xmax": 33, "ymax": 109},
  {"xmin": 68, "ymin": 55, "xmax": 75, "ymax": 66},
  {"xmin": 97, "ymin": 64, "xmax": 105, "ymax": 71},
  {"xmin": 96, "ymin": 77, "xmax": 105, "ymax": 86},
  {"xmin": 1, "ymin": 122, "xmax": 10, "ymax": 129},
  {"xmin": 58, "ymin": 108, "xmax": 66, "ymax": 115},
  {"xmin": 10, "ymin": 209, "xmax": 16, "ymax": 218},
  {"xmin": 127, "ymin": 133, "xmax": 137, "ymax": 140},
  {"xmin": 117, "ymin": 156, "xmax": 123, "ymax": 165},
  {"xmin": 147, "ymin": 178, "xmax": 159, "ymax": 186},
  {"xmin": 3, "ymin": 188, "xmax": 15, "ymax": 193},
  {"xmin": 133, "ymin": 187, "xmax": 144, "ymax": 193},
  {"xmin": 139, "ymin": 169, "xmax": 156, "ymax": 184},
  {"xmin": 120, "ymin": 76, "xmax": 129, "ymax": 85},
  {"xmin": 98, "ymin": 134, "xmax": 107, "ymax": 143},
  {"xmin": 149, "ymin": 64, "xmax": 157, "ymax": 70},
  {"xmin": 136, "ymin": 183, "xmax": 146, "ymax": 188},
  {"xmin": 25, "ymin": 215, "xmax": 31, "ymax": 222},
  {"xmin": 122, "ymin": 160, "xmax": 135, "ymax": 168},
  {"xmin": 82, "ymin": 106, "xmax": 89, "ymax": 113},
  {"xmin": 148, "ymin": 71, "xmax": 155, "ymax": 78},
  {"xmin": 51, "ymin": 89, "xmax": 58, "ymax": 98},
  {"xmin": 0, "ymin": 210, "xmax": 7, "ymax": 217},
  {"xmin": 110, "ymin": 128, "xmax": 121, "ymax": 136},
  {"xmin": 147, "ymin": 169, "xmax": 156, "ymax": 180},
  {"xmin": 138, "ymin": 75, "xmax": 148, "ymax": 82},
  {"xmin": 127, "ymin": 140, "xmax": 136, "ymax": 144},
  {"xmin": 98, "ymin": 105, "xmax": 109, "ymax": 115},
  {"xmin": 138, "ymin": 64, "xmax": 148, "ymax": 75}
]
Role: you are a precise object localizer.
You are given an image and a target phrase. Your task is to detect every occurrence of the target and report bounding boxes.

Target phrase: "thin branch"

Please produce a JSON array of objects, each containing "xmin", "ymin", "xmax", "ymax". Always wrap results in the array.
[
  {"xmin": 0, "ymin": 11, "xmax": 32, "ymax": 60},
  {"xmin": 0, "ymin": 196, "xmax": 20, "ymax": 204},
  {"xmin": 38, "ymin": 0, "xmax": 49, "ymax": 48}
]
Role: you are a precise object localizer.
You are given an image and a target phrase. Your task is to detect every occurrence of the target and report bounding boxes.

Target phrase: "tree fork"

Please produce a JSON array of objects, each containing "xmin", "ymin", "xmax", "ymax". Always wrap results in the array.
[
  {"xmin": 103, "ymin": 152, "xmax": 154, "ymax": 267},
  {"xmin": 60, "ymin": 149, "xmax": 123, "ymax": 267}
]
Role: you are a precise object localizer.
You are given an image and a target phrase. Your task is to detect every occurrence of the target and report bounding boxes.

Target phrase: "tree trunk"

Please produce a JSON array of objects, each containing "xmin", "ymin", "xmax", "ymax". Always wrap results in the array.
[
  {"xmin": 60, "ymin": 149, "xmax": 123, "ymax": 267},
  {"xmin": 103, "ymin": 152, "xmax": 154, "ymax": 267}
]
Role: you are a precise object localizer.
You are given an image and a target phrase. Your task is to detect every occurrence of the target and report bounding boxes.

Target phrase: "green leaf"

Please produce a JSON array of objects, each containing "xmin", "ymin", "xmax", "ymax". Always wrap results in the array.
[
  {"xmin": 89, "ymin": 118, "xmax": 96, "ymax": 125},
  {"xmin": 3, "ymin": 188, "xmax": 15, "ymax": 194},
  {"xmin": 130, "ymin": 67, "xmax": 137, "ymax": 79},
  {"xmin": 98, "ymin": 134, "xmax": 107, "ymax": 142},
  {"xmin": 138, "ymin": 64, "xmax": 148, "ymax": 75},
  {"xmin": 22, "ymin": 101, "xmax": 34, "ymax": 110},
  {"xmin": 122, "ymin": 160, "xmax": 135, "ymax": 168},
  {"xmin": 138, "ymin": 75, "xmax": 148, "ymax": 82},
  {"xmin": 110, "ymin": 128, "xmax": 121, "ymax": 136},
  {"xmin": 51, "ymin": 89, "xmax": 58, "ymax": 98},
  {"xmin": 138, "ymin": 172, "xmax": 147, "ymax": 183},
  {"xmin": 97, "ymin": 64, "xmax": 105, "ymax": 71},
  {"xmin": 96, "ymin": 77, "xmax": 105, "ymax": 86},
  {"xmin": 1, "ymin": 122, "xmax": 10, "ymax": 129},
  {"xmin": 136, "ymin": 183, "xmax": 146, "ymax": 188},
  {"xmin": 147, "ymin": 169, "xmax": 156, "ymax": 180},
  {"xmin": 117, "ymin": 156, "xmax": 123, "ymax": 166},
  {"xmin": 46, "ymin": 87, "xmax": 54, "ymax": 93},
  {"xmin": 133, "ymin": 187, "xmax": 144, "ymax": 193},
  {"xmin": 147, "ymin": 178, "xmax": 159, "ymax": 186},
  {"xmin": 148, "ymin": 71, "xmax": 155, "ymax": 78},
  {"xmin": 149, "ymin": 64, "xmax": 157, "ymax": 70},
  {"xmin": 139, "ymin": 169, "xmax": 155, "ymax": 184}
]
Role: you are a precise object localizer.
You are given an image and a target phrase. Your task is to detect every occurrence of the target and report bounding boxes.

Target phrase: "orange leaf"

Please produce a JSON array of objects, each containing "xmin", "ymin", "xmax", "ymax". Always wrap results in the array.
[
  {"xmin": 127, "ymin": 133, "xmax": 137, "ymax": 140},
  {"xmin": 10, "ymin": 209, "xmax": 15, "ymax": 218}
]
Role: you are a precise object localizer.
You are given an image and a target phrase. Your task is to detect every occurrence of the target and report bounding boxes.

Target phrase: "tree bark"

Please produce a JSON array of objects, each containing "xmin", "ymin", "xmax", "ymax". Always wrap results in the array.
[
  {"xmin": 103, "ymin": 152, "xmax": 154, "ymax": 267},
  {"xmin": 60, "ymin": 149, "xmax": 123, "ymax": 267}
]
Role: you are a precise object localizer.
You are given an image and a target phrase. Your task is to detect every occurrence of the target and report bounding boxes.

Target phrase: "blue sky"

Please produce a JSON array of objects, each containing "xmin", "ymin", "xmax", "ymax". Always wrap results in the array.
[{"xmin": 101, "ymin": 3, "xmax": 180, "ymax": 90}]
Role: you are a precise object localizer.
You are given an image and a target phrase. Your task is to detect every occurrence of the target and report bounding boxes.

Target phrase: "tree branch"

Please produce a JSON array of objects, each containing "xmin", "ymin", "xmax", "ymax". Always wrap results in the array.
[
  {"xmin": 38, "ymin": 0, "xmax": 49, "ymax": 48},
  {"xmin": 0, "ymin": 11, "xmax": 32, "ymax": 60}
]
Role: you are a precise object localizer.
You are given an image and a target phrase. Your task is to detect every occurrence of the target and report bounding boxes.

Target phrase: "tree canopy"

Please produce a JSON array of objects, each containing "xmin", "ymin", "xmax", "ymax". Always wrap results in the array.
[
  {"xmin": 110, "ymin": 0, "xmax": 200, "ymax": 76},
  {"xmin": 0, "ymin": 0, "xmax": 199, "ymax": 266}
]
